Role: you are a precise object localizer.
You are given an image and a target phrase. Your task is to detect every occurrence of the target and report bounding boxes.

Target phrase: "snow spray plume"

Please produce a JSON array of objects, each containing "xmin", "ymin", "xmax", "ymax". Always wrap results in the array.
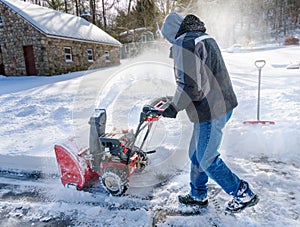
[
  {"xmin": 192, "ymin": 0, "xmax": 250, "ymax": 47},
  {"xmin": 72, "ymin": 41, "xmax": 191, "ymax": 189}
]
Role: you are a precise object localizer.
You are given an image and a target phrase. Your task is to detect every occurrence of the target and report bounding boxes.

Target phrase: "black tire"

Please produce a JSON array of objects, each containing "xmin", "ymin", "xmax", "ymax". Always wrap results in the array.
[{"xmin": 101, "ymin": 167, "xmax": 129, "ymax": 196}]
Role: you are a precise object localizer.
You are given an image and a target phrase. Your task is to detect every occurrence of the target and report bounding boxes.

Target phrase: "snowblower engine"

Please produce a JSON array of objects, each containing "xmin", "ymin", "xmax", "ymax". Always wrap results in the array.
[
  {"xmin": 100, "ymin": 130, "xmax": 136, "ymax": 163},
  {"xmin": 54, "ymin": 96, "xmax": 171, "ymax": 196}
]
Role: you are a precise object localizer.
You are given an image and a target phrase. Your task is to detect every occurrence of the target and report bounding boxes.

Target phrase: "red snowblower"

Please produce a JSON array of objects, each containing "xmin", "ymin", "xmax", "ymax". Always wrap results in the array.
[{"xmin": 54, "ymin": 97, "xmax": 170, "ymax": 196}]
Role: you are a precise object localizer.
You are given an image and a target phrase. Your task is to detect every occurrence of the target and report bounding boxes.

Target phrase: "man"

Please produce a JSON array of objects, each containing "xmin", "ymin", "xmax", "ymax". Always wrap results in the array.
[{"xmin": 161, "ymin": 13, "xmax": 259, "ymax": 213}]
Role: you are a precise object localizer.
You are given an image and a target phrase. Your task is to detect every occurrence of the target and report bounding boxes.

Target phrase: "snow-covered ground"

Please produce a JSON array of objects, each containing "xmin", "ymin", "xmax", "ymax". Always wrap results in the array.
[{"xmin": 0, "ymin": 44, "xmax": 299, "ymax": 226}]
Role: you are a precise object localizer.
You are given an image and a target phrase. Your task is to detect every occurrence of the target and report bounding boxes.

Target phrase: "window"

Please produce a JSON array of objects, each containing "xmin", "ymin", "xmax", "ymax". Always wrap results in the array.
[
  {"xmin": 105, "ymin": 50, "xmax": 110, "ymax": 62},
  {"xmin": 87, "ymin": 49, "xmax": 93, "ymax": 62},
  {"xmin": 64, "ymin": 47, "xmax": 72, "ymax": 62},
  {"xmin": 0, "ymin": 15, "xmax": 3, "ymax": 26}
]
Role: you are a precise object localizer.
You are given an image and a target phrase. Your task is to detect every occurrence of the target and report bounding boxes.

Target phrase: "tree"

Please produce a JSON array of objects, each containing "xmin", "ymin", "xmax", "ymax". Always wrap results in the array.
[
  {"xmin": 101, "ymin": 0, "xmax": 107, "ymax": 29},
  {"xmin": 89, "ymin": 0, "xmax": 97, "ymax": 24},
  {"xmin": 45, "ymin": 0, "xmax": 66, "ymax": 11},
  {"xmin": 131, "ymin": 0, "xmax": 158, "ymax": 31},
  {"xmin": 128, "ymin": 0, "xmax": 134, "ymax": 14},
  {"xmin": 155, "ymin": 0, "xmax": 195, "ymax": 18},
  {"xmin": 99, "ymin": 0, "xmax": 122, "ymax": 29}
]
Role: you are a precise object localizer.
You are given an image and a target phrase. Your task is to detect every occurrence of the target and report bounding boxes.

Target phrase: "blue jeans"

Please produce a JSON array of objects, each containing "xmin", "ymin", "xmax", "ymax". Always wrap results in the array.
[{"xmin": 189, "ymin": 111, "xmax": 241, "ymax": 200}]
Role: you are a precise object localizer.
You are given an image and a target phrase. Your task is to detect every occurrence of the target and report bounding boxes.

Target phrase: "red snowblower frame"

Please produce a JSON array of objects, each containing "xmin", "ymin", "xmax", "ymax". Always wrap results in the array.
[{"xmin": 54, "ymin": 97, "xmax": 170, "ymax": 196}]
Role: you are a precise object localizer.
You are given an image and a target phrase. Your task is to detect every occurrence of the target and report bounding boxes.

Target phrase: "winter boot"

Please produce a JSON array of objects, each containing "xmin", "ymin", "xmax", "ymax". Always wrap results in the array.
[
  {"xmin": 225, "ymin": 180, "xmax": 259, "ymax": 213},
  {"xmin": 178, "ymin": 194, "xmax": 208, "ymax": 207}
]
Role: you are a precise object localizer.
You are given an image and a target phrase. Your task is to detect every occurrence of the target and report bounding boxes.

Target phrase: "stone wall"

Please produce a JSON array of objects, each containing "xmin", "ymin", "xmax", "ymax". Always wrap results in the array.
[
  {"xmin": 0, "ymin": 2, "xmax": 120, "ymax": 76},
  {"xmin": 0, "ymin": 2, "xmax": 45, "ymax": 75},
  {"xmin": 44, "ymin": 38, "xmax": 120, "ymax": 75}
]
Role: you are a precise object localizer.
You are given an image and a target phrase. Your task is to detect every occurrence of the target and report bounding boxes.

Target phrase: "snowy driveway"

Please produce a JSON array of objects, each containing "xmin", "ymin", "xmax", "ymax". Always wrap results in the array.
[{"xmin": 0, "ymin": 45, "xmax": 299, "ymax": 226}]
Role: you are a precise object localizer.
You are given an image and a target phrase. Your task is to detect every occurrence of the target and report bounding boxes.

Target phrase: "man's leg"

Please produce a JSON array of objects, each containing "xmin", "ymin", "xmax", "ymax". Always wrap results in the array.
[
  {"xmin": 188, "ymin": 121, "xmax": 209, "ymax": 200},
  {"xmin": 197, "ymin": 111, "xmax": 258, "ymax": 212},
  {"xmin": 178, "ymin": 126, "xmax": 208, "ymax": 206},
  {"xmin": 196, "ymin": 111, "xmax": 241, "ymax": 195},
  {"xmin": 189, "ymin": 153, "xmax": 209, "ymax": 200}
]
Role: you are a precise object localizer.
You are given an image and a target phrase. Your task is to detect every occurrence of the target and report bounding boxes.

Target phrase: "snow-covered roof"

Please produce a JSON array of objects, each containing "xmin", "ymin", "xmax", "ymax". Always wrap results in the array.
[
  {"xmin": 119, "ymin": 27, "xmax": 149, "ymax": 36},
  {"xmin": 1, "ymin": 0, "xmax": 121, "ymax": 46}
]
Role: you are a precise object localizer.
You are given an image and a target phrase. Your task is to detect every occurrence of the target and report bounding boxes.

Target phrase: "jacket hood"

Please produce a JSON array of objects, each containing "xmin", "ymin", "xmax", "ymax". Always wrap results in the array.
[
  {"xmin": 175, "ymin": 14, "xmax": 206, "ymax": 39},
  {"xmin": 161, "ymin": 12, "xmax": 184, "ymax": 44}
]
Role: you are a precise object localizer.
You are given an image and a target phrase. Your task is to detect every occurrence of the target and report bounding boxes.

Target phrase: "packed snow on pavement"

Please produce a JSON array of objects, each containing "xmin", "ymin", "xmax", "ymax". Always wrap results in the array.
[{"xmin": 0, "ymin": 44, "xmax": 299, "ymax": 226}]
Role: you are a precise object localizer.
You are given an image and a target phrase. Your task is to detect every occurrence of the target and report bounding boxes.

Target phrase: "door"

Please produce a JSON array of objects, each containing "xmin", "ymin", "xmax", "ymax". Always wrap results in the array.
[
  {"xmin": 0, "ymin": 46, "xmax": 5, "ymax": 75},
  {"xmin": 23, "ymin": 45, "xmax": 37, "ymax": 75}
]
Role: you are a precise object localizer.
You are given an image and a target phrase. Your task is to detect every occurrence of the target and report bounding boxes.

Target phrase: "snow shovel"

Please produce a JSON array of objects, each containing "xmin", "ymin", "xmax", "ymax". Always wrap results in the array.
[{"xmin": 243, "ymin": 60, "xmax": 275, "ymax": 125}]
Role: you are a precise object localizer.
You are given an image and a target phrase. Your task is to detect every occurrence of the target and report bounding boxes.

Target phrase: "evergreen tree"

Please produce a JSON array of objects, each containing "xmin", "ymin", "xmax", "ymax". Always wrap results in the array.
[
  {"xmin": 131, "ymin": 0, "xmax": 158, "ymax": 32},
  {"xmin": 45, "ymin": 0, "xmax": 68, "ymax": 12}
]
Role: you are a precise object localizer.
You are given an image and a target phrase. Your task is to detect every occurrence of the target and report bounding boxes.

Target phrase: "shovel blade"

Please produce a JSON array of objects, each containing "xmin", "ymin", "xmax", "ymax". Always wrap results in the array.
[{"xmin": 243, "ymin": 120, "xmax": 275, "ymax": 125}]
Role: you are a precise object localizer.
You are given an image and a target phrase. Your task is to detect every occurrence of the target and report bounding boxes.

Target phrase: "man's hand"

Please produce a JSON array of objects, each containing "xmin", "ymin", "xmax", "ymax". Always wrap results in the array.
[{"xmin": 162, "ymin": 103, "xmax": 178, "ymax": 118}]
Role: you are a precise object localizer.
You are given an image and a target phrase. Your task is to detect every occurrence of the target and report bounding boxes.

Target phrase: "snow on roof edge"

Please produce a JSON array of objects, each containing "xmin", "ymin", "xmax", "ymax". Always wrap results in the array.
[{"xmin": 46, "ymin": 34, "xmax": 122, "ymax": 47}]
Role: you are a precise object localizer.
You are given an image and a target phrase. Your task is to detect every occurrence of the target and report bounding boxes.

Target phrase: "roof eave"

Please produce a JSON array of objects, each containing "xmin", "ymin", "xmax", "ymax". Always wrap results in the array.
[{"xmin": 45, "ymin": 34, "xmax": 122, "ymax": 47}]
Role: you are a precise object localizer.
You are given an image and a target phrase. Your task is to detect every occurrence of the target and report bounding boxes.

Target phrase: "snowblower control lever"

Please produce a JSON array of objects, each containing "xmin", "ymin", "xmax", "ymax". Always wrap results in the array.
[
  {"xmin": 142, "ymin": 105, "xmax": 163, "ymax": 115},
  {"xmin": 139, "ymin": 105, "xmax": 163, "ymax": 123}
]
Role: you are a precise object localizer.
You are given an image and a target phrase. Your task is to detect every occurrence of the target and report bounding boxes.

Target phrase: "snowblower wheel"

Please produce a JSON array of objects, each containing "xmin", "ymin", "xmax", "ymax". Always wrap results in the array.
[{"xmin": 101, "ymin": 167, "xmax": 129, "ymax": 196}]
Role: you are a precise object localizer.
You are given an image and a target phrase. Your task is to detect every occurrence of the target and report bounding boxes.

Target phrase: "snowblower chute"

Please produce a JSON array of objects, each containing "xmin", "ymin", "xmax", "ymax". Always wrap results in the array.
[{"xmin": 54, "ymin": 97, "xmax": 171, "ymax": 195}]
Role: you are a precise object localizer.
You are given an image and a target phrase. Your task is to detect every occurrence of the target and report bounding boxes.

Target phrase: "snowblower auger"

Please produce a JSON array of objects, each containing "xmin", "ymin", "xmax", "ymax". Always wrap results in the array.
[{"xmin": 54, "ymin": 96, "xmax": 171, "ymax": 196}]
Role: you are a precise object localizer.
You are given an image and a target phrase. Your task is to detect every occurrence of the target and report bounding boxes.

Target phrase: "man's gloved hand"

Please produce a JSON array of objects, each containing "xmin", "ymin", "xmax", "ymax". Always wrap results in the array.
[{"xmin": 162, "ymin": 103, "xmax": 178, "ymax": 118}]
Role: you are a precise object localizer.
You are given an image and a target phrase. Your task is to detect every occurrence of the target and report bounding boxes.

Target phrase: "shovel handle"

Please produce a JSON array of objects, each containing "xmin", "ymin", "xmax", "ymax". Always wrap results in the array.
[{"xmin": 255, "ymin": 60, "xmax": 266, "ymax": 69}]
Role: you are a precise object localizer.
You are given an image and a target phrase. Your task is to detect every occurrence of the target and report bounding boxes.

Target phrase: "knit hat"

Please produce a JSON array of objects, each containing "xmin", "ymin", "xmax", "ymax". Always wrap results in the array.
[
  {"xmin": 161, "ymin": 12, "xmax": 184, "ymax": 44},
  {"xmin": 175, "ymin": 14, "xmax": 206, "ymax": 39}
]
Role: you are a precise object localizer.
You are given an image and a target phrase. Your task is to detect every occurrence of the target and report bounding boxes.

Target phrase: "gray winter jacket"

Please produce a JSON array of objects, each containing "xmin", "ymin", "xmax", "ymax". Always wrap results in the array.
[{"xmin": 166, "ymin": 14, "xmax": 238, "ymax": 123}]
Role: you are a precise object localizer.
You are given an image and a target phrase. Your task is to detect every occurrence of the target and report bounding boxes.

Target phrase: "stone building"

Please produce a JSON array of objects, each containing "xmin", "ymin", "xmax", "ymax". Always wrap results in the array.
[
  {"xmin": 0, "ymin": 0, "xmax": 121, "ymax": 76},
  {"xmin": 119, "ymin": 27, "xmax": 154, "ymax": 58}
]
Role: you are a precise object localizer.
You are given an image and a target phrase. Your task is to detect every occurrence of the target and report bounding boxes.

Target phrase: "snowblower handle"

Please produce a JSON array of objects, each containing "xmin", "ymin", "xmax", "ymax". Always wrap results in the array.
[
  {"xmin": 142, "ymin": 105, "xmax": 163, "ymax": 116},
  {"xmin": 255, "ymin": 60, "xmax": 266, "ymax": 69}
]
